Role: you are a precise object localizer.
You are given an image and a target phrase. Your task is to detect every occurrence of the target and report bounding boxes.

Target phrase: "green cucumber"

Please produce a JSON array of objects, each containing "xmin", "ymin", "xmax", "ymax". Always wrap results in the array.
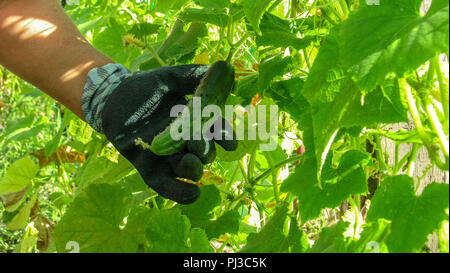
[{"xmin": 149, "ymin": 61, "xmax": 235, "ymax": 156}]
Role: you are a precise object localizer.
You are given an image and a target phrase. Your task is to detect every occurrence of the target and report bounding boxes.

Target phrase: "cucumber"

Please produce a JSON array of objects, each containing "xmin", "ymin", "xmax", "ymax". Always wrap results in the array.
[{"xmin": 149, "ymin": 61, "xmax": 235, "ymax": 156}]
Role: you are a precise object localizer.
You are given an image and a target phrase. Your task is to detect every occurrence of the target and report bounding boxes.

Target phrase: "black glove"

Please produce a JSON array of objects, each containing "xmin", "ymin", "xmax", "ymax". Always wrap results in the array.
[{"xmin": 82, "ymin": 64, "xmax": 236, "ymax": 204}]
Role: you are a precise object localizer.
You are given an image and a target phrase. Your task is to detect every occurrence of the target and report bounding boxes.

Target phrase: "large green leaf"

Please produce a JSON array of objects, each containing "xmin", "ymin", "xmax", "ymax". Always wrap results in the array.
[
  {"xmin": 0, "ymin": 185, "xmax": 30, "ymax": 212},
  {"xmin": 92, "ymin": 20, "xmax": 139, "ymax": 66},
  {"xmin": 301, "ymin": 27, "xmax": 352, "ymax": 176},
  {"xmin": 346, "ymin": 219, "xmax": 391, "ymax": 253},
  {"xmin": 190, "ymin": 228, "xmax": 214, "ymax": 253},
  {"xmin": 176, "ymin": 185, "xmax": 221, "ymax": 226},
  {"xmin": 77, "ymin": 16, "xmax": 102, "ymax": 36},
  {"xmin": 53, "ymin": 184, "xmax": 150, "ymax": 253},
  {"xmin": 180, "ymin": 8, "xmax": 229, "ymax": 27},
  {"xmin": 141, "ymin": 20, "xmax": 207, "ymax": 70},
  {"xmin": 339, "ymin": 79, "xmax": 409, "ymax": 128},
  {"xmin": 3, "ymin": 124, "xmax": 48, "ymax": 145},
  {"xmin": 128, "ymin": 23, "xmax": 163, "ymax": 39},
  {"xmin": 0, "ymin": 158, "xmax": 38, "ymax": 195},
  {"xmin": 74, "ymin": 155, "xmax": 134, "ymax": 194},
  {"xmin": 194, "ymin": 0, "xmax": 229, "ymax": 9},
  {"xmin": 1, "ymin": 115, "xmax": 34, "ymax": 139},
  {"xmin": 240, "ymin": 204, "xmax": 289, "ymax": 253},
  {"xmin": 340, "ymin": 0, "xmax": 449, "ymax": 90},
  {"xmin": 204, "ymin": 210, "xmax": 240, "ymax": 239},
  {"xmin": 309, "ymin": 221, "xmax": 350, "ymax": 253},
  {"xmin": 258, "ymin": 53, "xmax": 293, "ymax": 92},
  {"xmin": 242, "ymin": 0, "xmax": 276, "ymax": 35},
  {"xmin": 366, "ymin": 176, "xmax": 449, "ymax": 252},
  {"xmin": 287, "ymin": 216, "xmax": 310, "ymax": 253},
  {"xmin": 119, "ymin": 173, "xmax": 154, "ymax": 207},
  {"xmin": 438, "ymin": 217, "xmax": 449, "ymax": 253},
  {"xmin": 234, "ymin": 74, "xmax": 259, "ymax": 104},
  {"xmin": 265, "ymin": 78, "xmax": 307, "ymax": 123},
  {"xmin": 176, "ymin": 185, "xmax": 240, "ymax": 240},
  {"xmin": 145, "ymin": 208, "xmax": 191, "ymax": 253},
  {"xmin": 256, "ymin": 13, "xmax": 315, "ymax": 50},
  {"xmin": 281, "ymin": 150, "xmax": 370, "ymax": 222},
  {"xmin": 302, "ymin": 26, "xmax": 409, "ymax": 182},
  {"xmin": 302, "ymin": 24, "xmax": 350, "ymax": 107},
  {"xmin": 6, "ymin": 193, "xmax": 37, "ymax": 230}
]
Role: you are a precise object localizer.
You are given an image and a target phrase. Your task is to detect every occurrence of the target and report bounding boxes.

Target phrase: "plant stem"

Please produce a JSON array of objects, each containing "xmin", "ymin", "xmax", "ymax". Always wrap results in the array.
[
  {"xmin": 424, "ymin": 100, "xmax": 449, "ymax": 159},
  {"xmin": 403, "ymin": 79, "xmax": 448, "ymax": 170},
  {"xmin": 426, "ymin": 57, "xmax": 436, "ymax": 83},
  {"xmin": 319, "ymin": 7, "xmax": 338, "ymax": 25},
  {"xmin": 374, "ymin": 134, "xmax": 391, "ymax": 174},
  {"xmin": 323, "ymin": 0, "xmax": 342, "ymax": 23},
  {"xmin": 224, "ymin": 162, "xmax": 239, "ymax": 193},
  {"xmin": 251, "ymin": 155, "xmax": 303, "ymax": 185},
  {"xmin": 348, "ymin": 195, "xmax": 361, "ymax": 239},
  {"xmin": 338, "ymin": 0, "xmax": 349, "ymax": 19},
  {"xmin": 55, "ymin": 150, "xmax": 73, "ymax": 197},
  {"xmin": 403, "ymin": 80, "xmax": 431, "ymax": 151},
  {"xmin": 126, "ymin": 34, "xmax": 167, "ymax": 67},
  {"xmin": 303, "ymin": 48, "xmax": 312, "ymax": 71},
  {"xmin": 239, "ymin": 159, "xmax": 250, "ymax": 185},
  {"xmin": 264, "ymin": 152, "xmax": 280, "ymax": 204},
  {"xmin": 247, "ymin": 150, "xmax": 257, "ymax": 181},
  {"xmin": 406, "ymin": 143, "xmax": 420, "ymax": 177},
  {"xmin": 151, "ymin": 197, "xmax": 159, "ymax": 209},
  {"xmin": 227, "ymin": 15, "xmax": 235, "ymax": 47},
  {"xmin": 393, "ymin": 146, "xmax": 414, "ymax": 174},
  {"xmin": 145, "ymin": 44, "xmax": 167, "ymax": 67},
  {"xmin": 431, "ymin": 55, "xmax": 449, "ymax": 122},
  {"xmin": 290, "ymin": 0, "xmax": 300, "ymax": 18},
  {"xmin": 268, "ymin": 0, "xmax": 284, "ymax": 13},
  {"xmin": 258, "ymin": 206, "xmax": 266, "ymax": 227},
  {"xmin": 227, "ymin": 33, "xmax": 251, "ymax": 63},
  {"xmin": 216, "ymin": 26, "xmax": 225, "ymax": 58}
]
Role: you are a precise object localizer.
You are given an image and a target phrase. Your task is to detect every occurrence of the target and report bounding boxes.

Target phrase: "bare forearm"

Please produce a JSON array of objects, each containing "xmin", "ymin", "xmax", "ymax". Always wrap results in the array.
[
  {"xmin": 0, "ymin": 0, "xmax": 113, "ymax": 119},
  {"xmin": 0, "ymin": 0, "xmax": 12, "ymax": 9}
]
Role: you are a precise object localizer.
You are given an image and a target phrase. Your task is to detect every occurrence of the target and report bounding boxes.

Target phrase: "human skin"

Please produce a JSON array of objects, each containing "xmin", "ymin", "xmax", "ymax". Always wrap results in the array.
[{"xmin": 0, "ymin": 0, "xmax": 113, "ymax": 120}]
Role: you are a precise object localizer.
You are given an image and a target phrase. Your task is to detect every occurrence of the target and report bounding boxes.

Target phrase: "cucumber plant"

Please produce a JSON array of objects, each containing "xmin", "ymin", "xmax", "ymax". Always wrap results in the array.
[{"xmin": 0, "ymin": 0, "xmax": 448, "ymax": 253}]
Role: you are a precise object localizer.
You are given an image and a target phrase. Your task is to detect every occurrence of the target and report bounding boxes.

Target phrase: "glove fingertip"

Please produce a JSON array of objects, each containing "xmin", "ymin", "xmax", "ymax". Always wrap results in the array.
[
  {"xmin": 174, "ymin": 153, "xmax": 204, "ymax": 182},
  {"xmin": 146, "ymin": 171, "xmax": 201, "ymax": 204}
]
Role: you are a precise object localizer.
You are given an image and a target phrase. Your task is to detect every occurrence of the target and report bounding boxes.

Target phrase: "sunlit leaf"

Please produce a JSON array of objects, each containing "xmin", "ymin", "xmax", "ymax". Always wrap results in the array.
[
  {"xmin": 53, "ymin": 184, "xmax": 150, "ymax": 253},
  {"xmin": 366, "ymin": 176, "xmax": 449, "ymax": 252},
  {"xmin": 0, "ymin": 158, "xmax": 38, "ymax": 195}
]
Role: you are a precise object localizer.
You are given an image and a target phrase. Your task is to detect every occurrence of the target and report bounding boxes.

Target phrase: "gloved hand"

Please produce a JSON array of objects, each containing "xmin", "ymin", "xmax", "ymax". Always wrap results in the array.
[{"xmin": 81, "ymin": 63, "xmax": 237, "ymax": 204}]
